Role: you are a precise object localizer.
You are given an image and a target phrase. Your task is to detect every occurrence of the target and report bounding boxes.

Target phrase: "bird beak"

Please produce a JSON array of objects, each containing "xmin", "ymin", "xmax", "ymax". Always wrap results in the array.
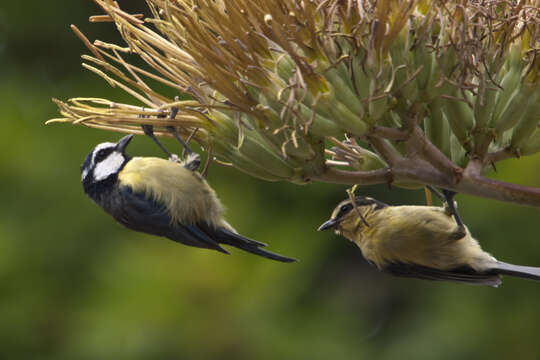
[
  {"xmin": 317, "ymin": 218, "xmax": 338, "ymax": 231},
  {"xmin": 116, "ymin": 134, "xmax": 134, "ymax": 153}
]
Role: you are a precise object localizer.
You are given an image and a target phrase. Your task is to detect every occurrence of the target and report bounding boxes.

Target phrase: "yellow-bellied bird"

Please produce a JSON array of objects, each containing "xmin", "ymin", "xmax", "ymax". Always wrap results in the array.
[
  {"xmin": 81, "ymin": 134, "xmax": 295, "ymax": 262},
  {"xmin": 318, "ymin": 196, "xmax": 540, "ymax": 287}
]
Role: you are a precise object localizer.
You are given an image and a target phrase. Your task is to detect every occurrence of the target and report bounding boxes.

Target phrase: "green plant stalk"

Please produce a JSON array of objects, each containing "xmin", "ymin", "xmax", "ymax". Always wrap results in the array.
[
  {"xmin": 520, "ymin": 129, "xmax": 540, "ymax": 156},
  {"xmin": 213, "ymin": 142, "xmax": 289, "ymax": 181},
  {"xmin": 490, "ymin": 65, "xmax": 522, "ymax": 128},
  {"xmin": 316, "ymin": 94, "xmax": 369, "ymax": 136},
  {"xmin": 275, "ymin": 53, "xmax": 296, "ymax": 83},
  {"xmin": 378, "ymin": 112, "xmax": 406, "ymax": 156},
  {"xmin": 352, "ymin": 147, "xmax": 387, "ymax": 171},
  {"xmin": 333, "ymin": 59, "xmax": 357, "ymax": 96},
  {"xmin": 254, "ymin": 95, "xmax": 341, "ymax": 159},
  {"xmin": 260, "ymin": 65, "xmax": 346, "ymax": 134},
  {"xmin": 367, "ymin": 77, "xmax": 388, "ymax": 124},
  {"xmin": 450, "ymin": 132, "xmax": 467, "ymax": 167},
  {"xmin": 290, "ymin": 139, "xmax": 326, "ymax": 184},
  {"xmin": 243, "ymin": 135, "xmax": 304, "ymax": 169},
  {"xmin": 326, "ymin": 68, "xmax": 365, "ymax": 119},
  {"xmin": 474, "ymin": 85, "xmax": 498, "ymax": 130},
  {"xmin": 413, "ymin": 44, "xmax": 432, "ymax": 93},
  {"xmin": 510, "ymin": 89, "xmax": 540, "ymax": 149},
  {"xmin": 441, "ymin": 96, "xmax": 474, "ymax": 152},
  {"xmin": 233, "ymin": 97, "xmax": 327, "ymax": 165},
  {"xmin": 495, "ymin": 84, "xmax": 536, "ymax": 138},
  {"xmin": 295, "ymin": 102, "xmax": 342, "ymax": 137},
  {"xmin": 473, "ymin": 84, "xmax": 499, "ymax": 157},
  {"xmin": 210, "ymin": 113, "xmax": 300, "ymax": 176},
  {"xmin": 426, "ymin": 99, "xmax": 451, "ymax": 158},
  {"xmin": 351, "ymin": 55, "xmax": 372, "ymax": 100}
]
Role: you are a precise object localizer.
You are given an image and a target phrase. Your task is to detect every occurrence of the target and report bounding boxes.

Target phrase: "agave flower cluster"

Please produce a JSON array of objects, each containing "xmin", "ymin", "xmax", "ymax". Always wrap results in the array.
[{"xmin": 50, "ymin": 0, "xmax": 540, "ymax": 206}]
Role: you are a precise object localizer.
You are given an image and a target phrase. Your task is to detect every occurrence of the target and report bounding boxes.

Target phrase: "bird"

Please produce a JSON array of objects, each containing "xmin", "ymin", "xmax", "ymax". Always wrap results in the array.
[
  {"xmin": 81, "ymin": 134, "xmax": 295, "ymax": 262},
  {"xmin": 318, "ymin": 195, "xmax": 540, "ymax": 287}
]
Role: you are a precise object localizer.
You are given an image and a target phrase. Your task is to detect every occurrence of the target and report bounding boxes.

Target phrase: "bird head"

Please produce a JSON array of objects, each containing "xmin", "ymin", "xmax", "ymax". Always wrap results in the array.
[
  {"xmin": 318, "ymin": 196, "xmax": 387, "ymax": 237},
  {"xmin": 81, "ymin": 134, "xmax": 133, "ymax": 195}
]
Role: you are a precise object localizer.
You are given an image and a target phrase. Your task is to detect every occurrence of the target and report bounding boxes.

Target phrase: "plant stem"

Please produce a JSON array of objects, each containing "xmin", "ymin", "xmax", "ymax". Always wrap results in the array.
[{"xmin": 315, "ymin": 164, "xmax": 540, "ymax": 207}]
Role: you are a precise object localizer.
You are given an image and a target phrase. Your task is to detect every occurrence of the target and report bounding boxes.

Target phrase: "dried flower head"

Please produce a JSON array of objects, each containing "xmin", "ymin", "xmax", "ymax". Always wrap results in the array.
[{"xmin": 50, "ymin": 0, "xmax": 540, "ymax": 206}]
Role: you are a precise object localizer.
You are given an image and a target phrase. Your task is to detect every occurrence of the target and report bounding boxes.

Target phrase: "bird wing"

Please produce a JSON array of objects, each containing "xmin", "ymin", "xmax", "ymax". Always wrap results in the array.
[
  {"xmin": 383, "ymin": 262, "xmax": 501, "ymax": 287},
  {"xmin": 113, "ymin": 187, "xmax": 295, "ymax": 261},
  {"xmin": 111, "ymin": 186, "xmax": 228, "ymax": 253}
]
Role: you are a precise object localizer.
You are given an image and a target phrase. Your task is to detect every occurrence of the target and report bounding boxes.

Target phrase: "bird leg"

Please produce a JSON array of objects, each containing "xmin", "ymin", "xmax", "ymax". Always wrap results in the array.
[
  {"xmin": 139, "ymin": 107, "xmax": 175, "ymax": 160},
  {"xmin": 165, "ymin": 125, "xmax": 194, "ymax": 155},
  {"xmin": 426, "ymin": 185, "xmax": 445, "ymax": 202},
  {"xmin": 165, "ymin": 105, "xmax": 194, "ymax": 156},
  {"xmin": 141, "ymin": 123, "xmax": 174, "ymax": 159},
  {"xmin": 346, "ymin": 186, "xmax": 370, "ymax": 227},
  {"xmin": 442, "ymin": 189, "xmax": 464, "ymax": 229},
  {"xmin": 426, "ymin": 186, "xmax": 465, "ymax": 229},
  {"xmin": 164, "ymin": 106, "xmax": 200, "ymax": 170},
  {"xmin": 140, "ymin": 105, "xmax": 197, "ymax": 164}
]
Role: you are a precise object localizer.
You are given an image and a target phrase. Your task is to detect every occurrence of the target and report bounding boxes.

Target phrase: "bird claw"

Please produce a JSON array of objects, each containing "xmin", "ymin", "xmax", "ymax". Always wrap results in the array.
[
  {"xmin": 168, "ymin": 154, "xmax": 182, "ymax": 163},
  {"xmin": 385, "ymin": 167, "xmax": 394, "ymax": 190},
  {"xmin": 183, "ymin": 153, "xmax": 201, "ymax": 171},
  {"xmin": 443, "ymin": 200, "xmax": 458, "ymax": 216}
]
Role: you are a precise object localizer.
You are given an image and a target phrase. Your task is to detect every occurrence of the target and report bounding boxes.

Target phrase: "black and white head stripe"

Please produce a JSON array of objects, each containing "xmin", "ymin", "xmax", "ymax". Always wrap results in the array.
[
  {"xmin": 319, "ymin": 196, "xmax": 389, "ymax": 231},
  {"xmin": 81, "ymin": 135, "xmax": 134, "ymax": 184},
  {"xmin": 353, "ymin": 196, "xmax": 388, "ymax": 210},
  {"xmin": 80, "ymin": 135, "xmax": 134, "ymax": 184},
  {"xmin": 81, "ymin": 142, "xmax": 117, "ymax": 181},
  {"xmin": 335, "ymin": 196, "xmax": 388, "ymax": 218}
]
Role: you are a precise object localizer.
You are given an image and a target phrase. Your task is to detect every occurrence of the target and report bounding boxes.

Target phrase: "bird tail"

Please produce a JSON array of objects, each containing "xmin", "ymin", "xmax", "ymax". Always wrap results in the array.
[
  {"xmin": 216, "ymin": 227, "xmax": 296, "ymax": 263},
  {"xmin": 494, "ymin": 261, "xmax": 540, "ymax": 281}
]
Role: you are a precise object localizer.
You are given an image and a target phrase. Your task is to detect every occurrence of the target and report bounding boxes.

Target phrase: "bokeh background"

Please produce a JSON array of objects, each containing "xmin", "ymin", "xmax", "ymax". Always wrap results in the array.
[{"xmin": 2, "ymin": 1, "xmax": 540, "ymax": 359}]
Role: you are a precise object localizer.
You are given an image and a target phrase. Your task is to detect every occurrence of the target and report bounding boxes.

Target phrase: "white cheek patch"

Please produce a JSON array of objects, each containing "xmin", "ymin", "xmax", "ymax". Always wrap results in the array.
[{"xmin": 93, "ymin": 152, "xmax": 125, "ymax": 181}]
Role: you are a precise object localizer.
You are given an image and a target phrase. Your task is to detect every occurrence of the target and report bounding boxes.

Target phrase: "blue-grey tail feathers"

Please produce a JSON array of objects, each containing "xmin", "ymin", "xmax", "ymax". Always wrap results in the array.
[
  {"xmin": 384, "ymin": 261, "xmax": 540, "ymax": 287},
  {"xmin": 216, "ymin": 227, "xmax": 296, "ymax": 263},
  {"xmin": 385, "ymin": 263, "xmax": 502, "ymax": 287},
  {"xmin": 494, "ymin": 261, "xmax": 540, "ymax": 281}
]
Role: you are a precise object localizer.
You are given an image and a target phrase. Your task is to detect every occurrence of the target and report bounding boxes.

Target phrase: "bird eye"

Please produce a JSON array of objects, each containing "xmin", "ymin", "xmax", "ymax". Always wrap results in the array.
[
  {"xmin": 95, "ymin": 149, "xmax": 110, "ymax": 162},
  {"xmin": 337, "ymin": 203, "xmax": 353, "ymax": 217}
]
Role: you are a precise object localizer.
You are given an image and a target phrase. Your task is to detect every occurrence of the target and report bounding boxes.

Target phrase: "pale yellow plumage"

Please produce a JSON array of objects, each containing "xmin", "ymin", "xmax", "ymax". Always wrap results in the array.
[
  {"xmin": 118, "ymin": 157, "xmax": 229, "ymax": 228},
  {"xmin": 334, "ymin": 203, "xmax": 496, "ymax": 271},
  {"xmin": 319, "ymin": 196, "xmax": 540, "ymax": 286}
]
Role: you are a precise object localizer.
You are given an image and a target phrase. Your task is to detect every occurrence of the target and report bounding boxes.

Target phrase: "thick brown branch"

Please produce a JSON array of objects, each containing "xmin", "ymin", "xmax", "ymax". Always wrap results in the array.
[
  {"xmin": 368, "ymin": 125, "xmax": 408, "ymax": 140},
  {"xmin": 315, "ymin": 161, "xmax": 540, "ymax": 208},
  {"xmin": 406, "ymin": 127, "xmax": 463, "ymax": 183},
  {"xmin": 314, "ymin": 167, "xmax": 391, "ymax": 185},
  {"xmin": 485, "ymin": 148, "xmax": 519, "ymax": 164},
  {"xmin": 457, "ymin": 175, "xmax": 540, "ymax": 207},
  {"xmin": 464, "ymin": 158, "xmax": 483, "ymax": 176},
  {"xmin": 366, "ymin": 136, "xmax": 402, "ymax": 165}
]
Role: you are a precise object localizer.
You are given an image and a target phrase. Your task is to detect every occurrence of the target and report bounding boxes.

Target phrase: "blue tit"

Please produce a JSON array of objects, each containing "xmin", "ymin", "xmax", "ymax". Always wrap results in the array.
[
  {"xmin": 318, "ymin": 196, "xmax": 540, "ymax": 287},
  {"xmin": 81, "ymin": 134, "xmax": 295, "ymax": 262}
]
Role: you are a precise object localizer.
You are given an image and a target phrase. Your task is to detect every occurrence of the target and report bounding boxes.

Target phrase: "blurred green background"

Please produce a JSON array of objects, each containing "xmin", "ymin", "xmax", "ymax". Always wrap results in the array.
[{"xmin": 2, "ymin": 1, "xmax": 540, "ymax": 359}]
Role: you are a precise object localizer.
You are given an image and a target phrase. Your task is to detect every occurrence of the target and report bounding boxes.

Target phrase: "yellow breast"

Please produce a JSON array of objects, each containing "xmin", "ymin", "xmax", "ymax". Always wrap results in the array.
[{"xmin": 118, "ymin": 157, "xmax": 224, "ymax": 226}]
